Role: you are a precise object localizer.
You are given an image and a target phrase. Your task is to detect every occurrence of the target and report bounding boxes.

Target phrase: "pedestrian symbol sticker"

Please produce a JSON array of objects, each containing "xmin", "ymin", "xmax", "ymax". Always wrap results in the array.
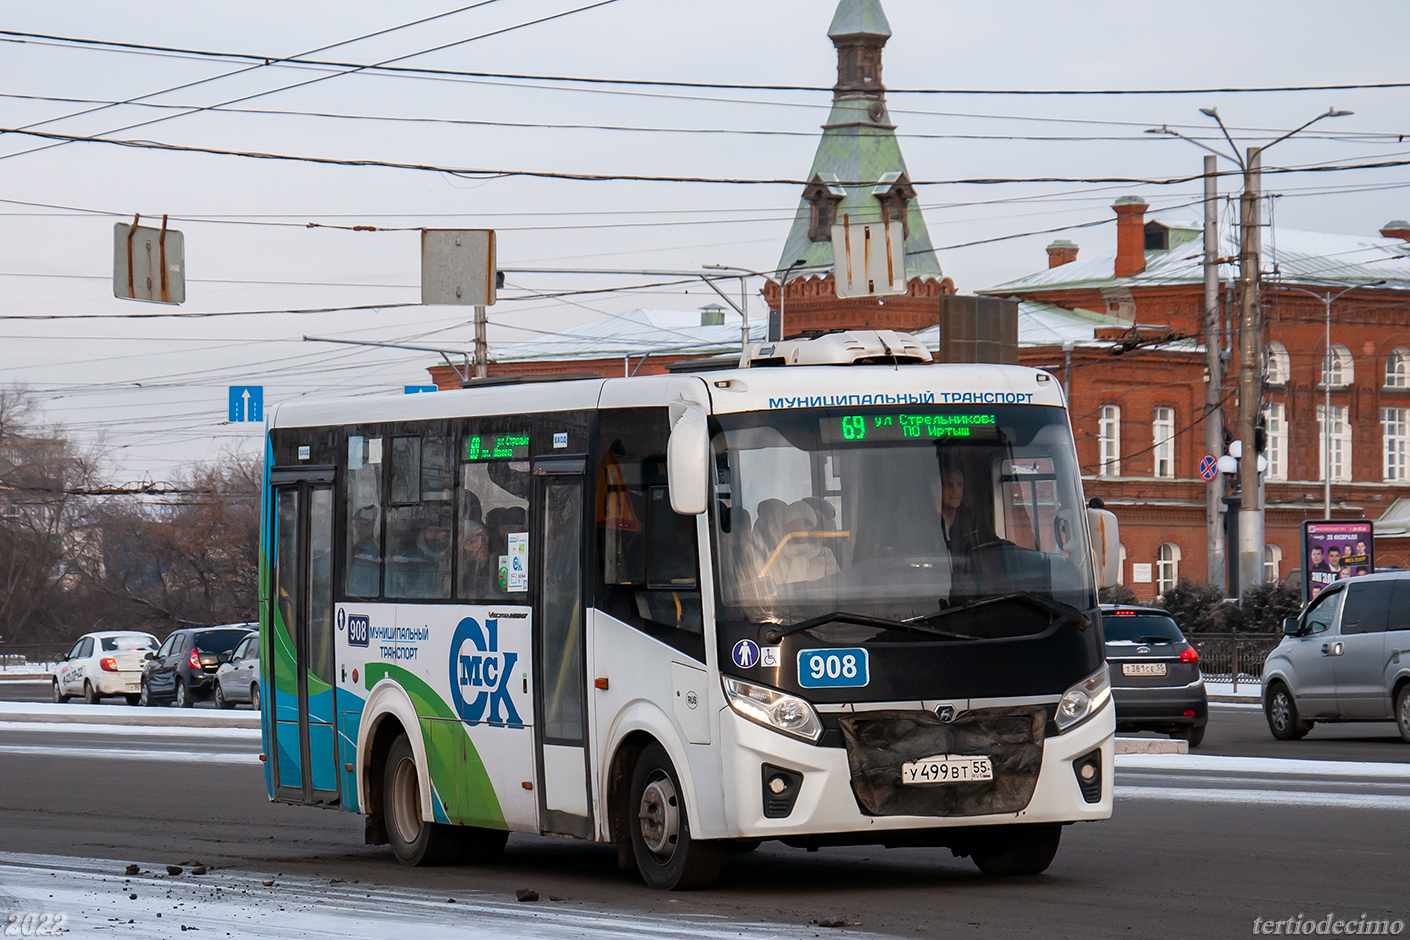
[{"xmin": 732, "ymin": 639, "xmax": 760, "ymax": 669}]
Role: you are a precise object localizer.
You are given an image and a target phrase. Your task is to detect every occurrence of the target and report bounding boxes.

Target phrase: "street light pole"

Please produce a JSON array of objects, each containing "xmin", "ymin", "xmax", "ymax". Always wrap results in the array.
[
  {"xmin": 775, "ymin": 258, "xmax": 808, "ymax": 342},
  {"xmin": 1235, "ymin": 146, "xmax": 1264, "ymax": 601},
  {"xmin": 1153, "ymin": 106, "xmax": 1352, "ymax": 597},
  {"xmin": 1202, "ymin": 154, "xmax": 1226, "ymax": 594}
]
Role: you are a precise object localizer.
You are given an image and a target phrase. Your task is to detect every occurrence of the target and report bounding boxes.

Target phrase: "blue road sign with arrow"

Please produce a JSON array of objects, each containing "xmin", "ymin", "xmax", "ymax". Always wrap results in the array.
[{"xmin": 228, "ymin": 386, "xmax": 263, "ymax": 423}]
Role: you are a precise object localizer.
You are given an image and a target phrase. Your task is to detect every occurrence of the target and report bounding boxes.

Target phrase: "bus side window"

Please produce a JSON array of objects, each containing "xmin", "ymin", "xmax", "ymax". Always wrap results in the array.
[
  {"xmin": 344, "ymin": 434, "xmax": 383, "ymax": 598},
  {"xmin": 596, "ymin": 409, "xmax": 703, "ymax": 656},
  {"xmin": 457, "ymin": 428, "xmax": 530, "ymax": 601},
  {"xmin": 385, "ymin": 432, "xmax": 454, "ymax": 600}
]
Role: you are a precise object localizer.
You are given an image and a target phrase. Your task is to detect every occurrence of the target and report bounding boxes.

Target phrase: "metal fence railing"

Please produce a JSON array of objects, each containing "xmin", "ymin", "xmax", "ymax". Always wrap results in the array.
[
  {"xmin": 1186, "ymin": 633, "xmax": 1282, "ymax": 693},
  {"xmin": 0, "ymin": 644, "xmax": 69, "ymax": 672}
]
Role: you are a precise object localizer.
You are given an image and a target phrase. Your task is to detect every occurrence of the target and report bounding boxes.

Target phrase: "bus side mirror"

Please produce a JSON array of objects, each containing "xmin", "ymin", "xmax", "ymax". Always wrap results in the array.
[
  {"xmin": 667, "ymin": 404, "xmax": 709, "ymax": 515},
  {"xmin": 1086, "ymin": 507, "xmax": 1120, "ymax": 589}
]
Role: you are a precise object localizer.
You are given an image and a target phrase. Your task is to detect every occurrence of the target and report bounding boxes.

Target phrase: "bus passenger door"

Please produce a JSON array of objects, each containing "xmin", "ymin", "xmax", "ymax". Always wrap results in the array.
[
  {"xmin": 532, "ymin": 458, "xmax": 593, "ymax": 838},
  {"xmin": 269, "ymin": 471, "xmax": 341, "ymax": 805}
]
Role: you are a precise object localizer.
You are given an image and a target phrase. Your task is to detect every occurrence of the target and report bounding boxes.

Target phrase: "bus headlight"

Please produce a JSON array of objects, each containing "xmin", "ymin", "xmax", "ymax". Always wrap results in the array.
[
  {"xmin": 1055, "ymin": 665, "xmax": 1111, "ymax": 733},
  {"xmin": 723, "ymin": 677, "xmax": 823, "ymax": 743}
]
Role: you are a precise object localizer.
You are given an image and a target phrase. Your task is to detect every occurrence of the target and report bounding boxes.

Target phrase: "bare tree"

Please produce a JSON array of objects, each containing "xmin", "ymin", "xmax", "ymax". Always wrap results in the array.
[
  {"xmin": 97, "ymin": 452, "xmax": 260, "ymax": 632},
  {"xmin": 0, "ymin": 389, "xmax": 105, "ymax": 645}
]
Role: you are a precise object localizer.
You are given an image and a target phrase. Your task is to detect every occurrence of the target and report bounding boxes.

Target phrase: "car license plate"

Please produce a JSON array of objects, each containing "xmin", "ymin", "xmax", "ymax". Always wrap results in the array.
[
  {"xmin": 901, "ymin": 755, "xmax": 993, "ymax": 784},
  {"xmin": 1122, "ymin": 662, "xmax": 1167, "ymax": 676}
]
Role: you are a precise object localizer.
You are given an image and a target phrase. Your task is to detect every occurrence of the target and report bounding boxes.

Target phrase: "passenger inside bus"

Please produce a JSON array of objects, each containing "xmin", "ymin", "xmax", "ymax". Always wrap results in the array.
[{"xmin": 458, "ymin": 520, "xmax": 497, "ymax": 597}]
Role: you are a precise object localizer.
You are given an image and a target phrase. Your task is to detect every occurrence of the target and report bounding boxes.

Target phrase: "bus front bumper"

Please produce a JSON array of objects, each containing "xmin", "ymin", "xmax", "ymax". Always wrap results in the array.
[{"xmin": 711, "ymin": 700, "xmax": 1114, "ymax": 842}]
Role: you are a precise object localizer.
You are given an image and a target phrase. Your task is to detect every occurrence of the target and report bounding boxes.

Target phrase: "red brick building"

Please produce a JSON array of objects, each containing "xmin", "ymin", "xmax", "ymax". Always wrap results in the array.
[{"xmin": 987, "ymin": 201, "xmax": 1410, "ymax": 599}]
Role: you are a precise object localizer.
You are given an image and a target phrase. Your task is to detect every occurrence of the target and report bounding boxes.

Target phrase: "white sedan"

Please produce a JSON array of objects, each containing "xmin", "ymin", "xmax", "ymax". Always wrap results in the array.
[{"xmin": 53, "ymin": 632, "xmax": 159, "ymax": 705}]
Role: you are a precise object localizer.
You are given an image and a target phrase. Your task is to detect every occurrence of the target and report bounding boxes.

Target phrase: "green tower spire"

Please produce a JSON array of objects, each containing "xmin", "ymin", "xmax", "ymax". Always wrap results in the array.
[{"xmin": 777, "ymin": 0, "xmax": 940, "ymax": 278}]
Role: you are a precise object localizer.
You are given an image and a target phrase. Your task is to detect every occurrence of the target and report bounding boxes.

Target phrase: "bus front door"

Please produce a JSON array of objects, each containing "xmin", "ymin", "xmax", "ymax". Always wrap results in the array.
[
  {"xmin": 532, "ymin": 459, "xmax": 593, "ymax": 839},
  {"xmin": 269, "ymin": 471, "xmax": 341, "ymax": 805}
]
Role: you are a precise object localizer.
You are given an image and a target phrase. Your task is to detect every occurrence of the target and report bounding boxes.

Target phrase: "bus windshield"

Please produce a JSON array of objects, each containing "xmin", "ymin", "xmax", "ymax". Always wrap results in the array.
[{"xmin": 712, "ymin": 405, "xmax": 1094, "ymax": 629}]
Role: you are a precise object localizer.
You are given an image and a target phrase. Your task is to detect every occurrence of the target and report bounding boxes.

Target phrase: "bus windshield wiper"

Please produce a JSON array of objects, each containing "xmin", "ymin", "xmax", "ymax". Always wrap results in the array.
[
  {"xmin": 763, "ymin": 611, "xmax": 977, "ymax": 643},
  {"xmin": 908, "ymin": 592, "xmax": 1092, "ymax": 632}
]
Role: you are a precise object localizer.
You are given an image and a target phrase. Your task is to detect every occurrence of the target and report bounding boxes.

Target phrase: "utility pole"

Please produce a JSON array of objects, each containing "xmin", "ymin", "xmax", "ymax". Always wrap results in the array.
[
  {"xmin": 1236, "ymin": 149, "xmax": 1264, "ymax": 598},
  {"xmin": 474, "ymin": 305, "xmax": 488, "ymax": 379},
  {"xmin": 1150, "ymin": 107, "xmax": 1351, "ymax": 598},
  {"xmin": 1203, "ymin": 155, "xmax": 1226, "ymax": 594}
]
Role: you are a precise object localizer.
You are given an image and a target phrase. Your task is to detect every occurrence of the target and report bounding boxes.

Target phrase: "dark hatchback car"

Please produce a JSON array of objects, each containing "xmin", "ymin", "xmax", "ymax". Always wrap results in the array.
[
  {"xmin": 140, "ymin": 624, "xmax": 257, "ymax": 708},
  {"xmin": 1102, "ymin": 605, "xmax": 1209, "ymax": 747}
]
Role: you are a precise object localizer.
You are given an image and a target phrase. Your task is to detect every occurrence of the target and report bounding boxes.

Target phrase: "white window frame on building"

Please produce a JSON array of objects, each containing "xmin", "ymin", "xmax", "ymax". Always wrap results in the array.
[
  {"xmin": 1321, "ymin": 343, "xmax": 1355, "ymax": 388},
  {"xmin": 1152, "ymin": 406, "xmax": 1175, "ymax": 479},
  {"xmin": 1264, "ymin": 341, "xmax": 1290, "ymax": 386},
  {"xmin": 1263, "ymin": 544, "xmax": 1282, "ymax": 582},
  {"xmin": 1263, "ymin": 402, "xmax": 1288, "ymax": 482},
  {"xmin": 1098, "ymin": 405, "xmax": 1121, "ymax": 477},
  {"xmin": 1383, "ymin": 407, "xmax": 1410, "ymax": 482},
  {"xmin": 1386, "ymin": 347, "xmax": 1410, "ymax": 389},
  {"xmin": 1156, "ymin": 542, "xmax": 1181, "ymax": 595},
  {"xmin": 1317, "ymin": 403, "xmax": 1352, "ymax": 482}
]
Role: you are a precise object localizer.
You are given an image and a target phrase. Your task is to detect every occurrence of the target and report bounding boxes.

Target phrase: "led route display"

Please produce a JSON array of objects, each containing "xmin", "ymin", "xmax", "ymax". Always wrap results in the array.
[
  {"xmin": 464, "ymin": 432, "xmax": 530, "ymax": 461},
  {"xmin": 820, "ymin": 412, "xmax": 1000, "ymax": 443}
]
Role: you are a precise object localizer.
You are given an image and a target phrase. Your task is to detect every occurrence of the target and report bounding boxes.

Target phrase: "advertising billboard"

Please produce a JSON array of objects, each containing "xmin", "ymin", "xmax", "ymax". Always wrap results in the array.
[{"xmin": 1302, "ymin": 520, "xmax": 1375, "ymax": 604}]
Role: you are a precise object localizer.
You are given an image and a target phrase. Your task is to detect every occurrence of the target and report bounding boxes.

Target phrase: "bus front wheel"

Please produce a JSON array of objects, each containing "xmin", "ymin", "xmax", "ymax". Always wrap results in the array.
[
  {"xmin": 382, "ymin": 734, "xmax": 460, "ymax": 867},
  {"xmin": 968, "ymin": 823, "xmax": 1062, "ymax": 876},
  {"xmin": 628, "ymin": 743, "xmax": 722, "ymax": 890}
]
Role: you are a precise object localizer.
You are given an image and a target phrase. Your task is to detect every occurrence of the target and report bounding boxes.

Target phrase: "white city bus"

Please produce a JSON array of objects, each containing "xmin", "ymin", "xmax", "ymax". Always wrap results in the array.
[{"xmin": 259, "ymin": 330, "xmax": 1120, "ymax": 889}]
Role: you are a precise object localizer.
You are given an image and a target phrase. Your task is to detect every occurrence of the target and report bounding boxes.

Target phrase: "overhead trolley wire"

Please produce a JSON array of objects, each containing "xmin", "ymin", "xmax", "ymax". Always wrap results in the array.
[{"xmin": 5, "ymin": 29, "xmax": 1410, "ymax": 97}]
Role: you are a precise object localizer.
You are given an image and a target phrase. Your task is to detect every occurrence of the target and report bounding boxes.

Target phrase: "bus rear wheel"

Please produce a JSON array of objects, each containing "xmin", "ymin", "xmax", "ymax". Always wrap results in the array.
[
  {"xmin": 628, "ymin": 743, "xmax": 721, "ymax": 890},
  {"xmin": 968, "ymin": 824, "xmax": 1062, "ymax": 876},
  {"xmin": 381, "ymin": 734, "xmax": 460, "ymax": 867}
]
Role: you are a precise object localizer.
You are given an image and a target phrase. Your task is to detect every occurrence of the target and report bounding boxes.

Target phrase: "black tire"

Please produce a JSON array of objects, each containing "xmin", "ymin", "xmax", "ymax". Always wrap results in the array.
[
  {"xmin": 83, "ymin": 680, "xmax": 100, "ymax": 705},
  {"xmin": 1181, "ymin": 723, "xmax": 1207, "ymax": 749},
  {"xmin": 174, "ymin": 679, "xmax": 192, "ymax": 708},
  {"xmin": 250, "ymin": 683, "xmax": 260, "ymax": 709},
  {"xmin": 125, "ymin": 694, "xmax": 142, "ymax": 707},
  {"xmin": 139, "ymin": 680, "xmax": 152, "ymax": 707},
  {"xmin": 52, "ymin": 680, "xmax": 70, "ymax": 704},
  {"xmin": 1396, "ymin": 684, "xmax": 1410, "ymax": 745},
  {"xmin": 628, "ymin": 743, "xmax": 722, "ymax": 890},
  {"xmin": 214, "ymin": 684, "xmax": 233, "ymax": 710},
  {"xmin": 969, "ymin": 824, "xmax": 1063, "ymax": 876},
  {"xmin": 381, "ymin": 734, "xmax": 461, "ymax": 867},
  {"xmin": 1265, "ymin": 683, "xmax": 1310, "ymax": 740}
]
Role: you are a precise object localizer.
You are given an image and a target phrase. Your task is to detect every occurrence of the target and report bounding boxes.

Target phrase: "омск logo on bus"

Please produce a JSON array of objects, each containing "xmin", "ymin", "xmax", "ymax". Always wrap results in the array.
[{"xmin": 449, "ymin": 617, "xmax": 521, "ymax": 725}]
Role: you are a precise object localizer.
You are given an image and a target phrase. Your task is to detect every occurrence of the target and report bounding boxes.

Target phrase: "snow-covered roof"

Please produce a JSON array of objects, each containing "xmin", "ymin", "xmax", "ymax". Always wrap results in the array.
[{"xmin": 986, "ymin": 221, "xmax": 1410, "ymax": 294}]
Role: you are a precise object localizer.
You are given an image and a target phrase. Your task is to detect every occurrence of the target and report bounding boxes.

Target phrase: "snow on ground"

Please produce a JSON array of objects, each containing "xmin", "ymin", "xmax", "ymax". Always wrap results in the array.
[
  {"xmin": 1115, "ymin": 753, "xmax": 1410, "ymax": 778},
  {"xmin": 0, "ymin": 852, "xmax": 876, "ymax": 940}
]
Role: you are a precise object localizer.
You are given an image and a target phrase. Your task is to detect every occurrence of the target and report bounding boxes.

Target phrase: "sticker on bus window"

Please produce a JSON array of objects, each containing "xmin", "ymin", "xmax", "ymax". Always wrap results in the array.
[
  {"xmin": 367, "ymin": 437, "xmax": 383, "ymax": 465},
  {"xmin": 797, "ymin": 648, "xmax": 870, "ymax": 689},
  {"xmin": 507, "ymin": 532, "xmax": 529, "ymax": 592}
]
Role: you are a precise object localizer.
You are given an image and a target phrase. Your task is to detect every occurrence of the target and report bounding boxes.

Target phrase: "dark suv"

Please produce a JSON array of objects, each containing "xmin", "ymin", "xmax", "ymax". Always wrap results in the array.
[
  {"xmin": 140, "ymin": 624, "xmax": 256, "ymax": 708},
  {"xmin": 1102, "ymin": 605, "xmax": 1209, "ymax": 747}
]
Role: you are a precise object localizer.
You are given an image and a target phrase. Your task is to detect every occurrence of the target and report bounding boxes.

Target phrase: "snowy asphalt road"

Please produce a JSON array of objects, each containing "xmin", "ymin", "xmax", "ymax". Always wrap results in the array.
[{"xmin": 1, "ymin": 706, "xmax": 1406, "ymax": 938}]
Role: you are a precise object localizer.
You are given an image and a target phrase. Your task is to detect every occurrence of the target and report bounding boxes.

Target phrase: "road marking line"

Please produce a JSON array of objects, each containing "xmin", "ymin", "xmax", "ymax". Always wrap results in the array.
[
  {"xmin": 0, "ymin": 744, "xmax": 258, "ymax": 765},
  {"xmin": 1116, "ymin": 785, "xmax": 1410, "ymax": 811}
]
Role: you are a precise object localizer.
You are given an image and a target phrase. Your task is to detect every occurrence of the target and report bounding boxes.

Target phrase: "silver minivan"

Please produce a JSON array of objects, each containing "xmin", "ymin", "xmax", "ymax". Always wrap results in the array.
[{"xmin": 1262, "ymin": 571, "xmax": 1410, "ymax": 742}]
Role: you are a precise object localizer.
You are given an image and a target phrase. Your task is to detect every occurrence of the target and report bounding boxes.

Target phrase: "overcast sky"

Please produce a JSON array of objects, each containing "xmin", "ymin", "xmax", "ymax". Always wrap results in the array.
[{"xmin": 3, "ymin": 0, "xmax": 1409, "ymax": 481}]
